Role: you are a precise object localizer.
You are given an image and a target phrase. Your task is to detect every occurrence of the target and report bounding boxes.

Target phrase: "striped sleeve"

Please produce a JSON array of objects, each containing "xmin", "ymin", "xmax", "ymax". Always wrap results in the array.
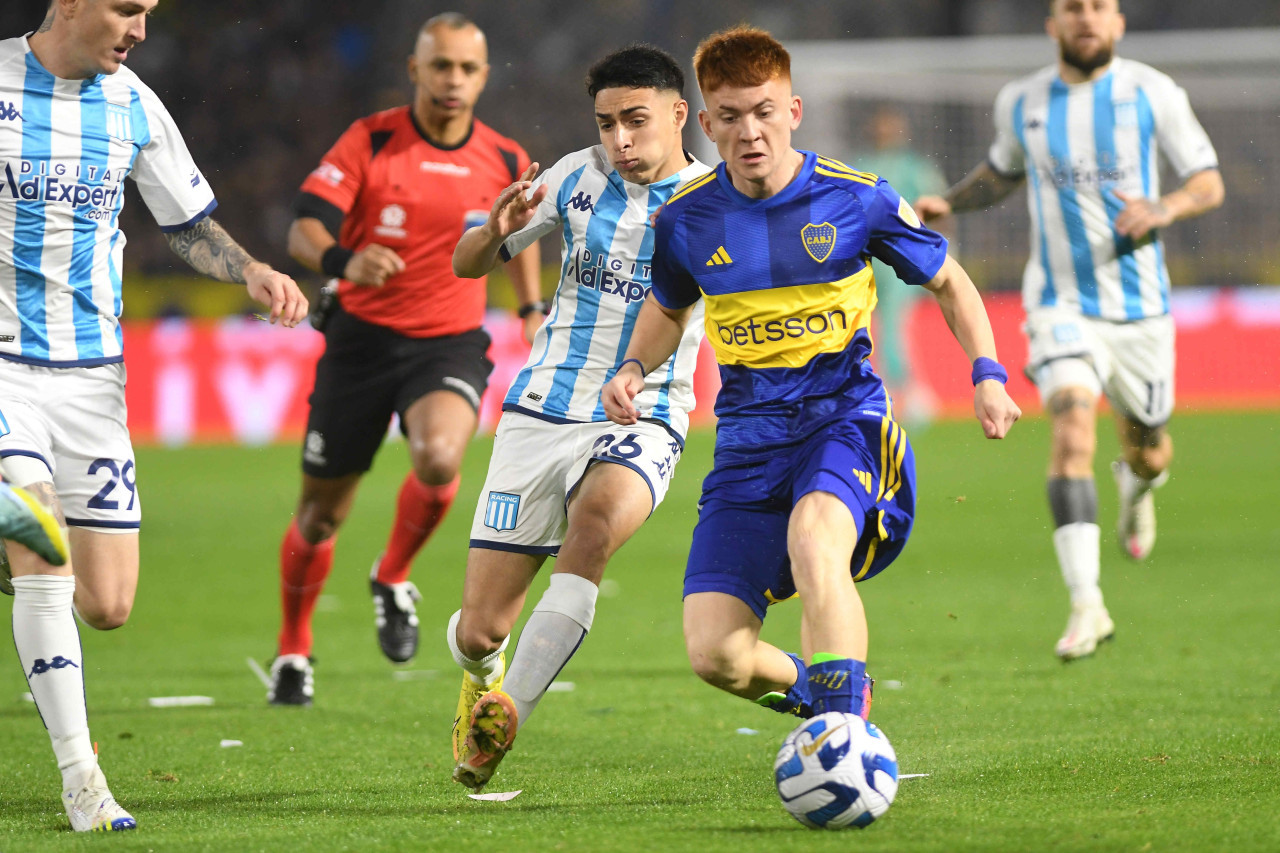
[{"xmin": 129, "ymin": 83, "xmax": 216, "ymax": 232}]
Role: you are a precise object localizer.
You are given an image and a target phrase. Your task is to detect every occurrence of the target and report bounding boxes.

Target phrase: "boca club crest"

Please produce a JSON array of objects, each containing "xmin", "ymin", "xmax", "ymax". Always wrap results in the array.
[{"xmin": 801, "ymin": 222, "xmax": 837, "ymax": 263}]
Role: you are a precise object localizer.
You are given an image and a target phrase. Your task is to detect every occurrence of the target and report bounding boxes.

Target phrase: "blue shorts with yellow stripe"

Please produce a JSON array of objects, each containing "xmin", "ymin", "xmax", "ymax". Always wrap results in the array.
[{"xmin": 683, "ymin": 415, "xmax": 915, "ymax": 620}]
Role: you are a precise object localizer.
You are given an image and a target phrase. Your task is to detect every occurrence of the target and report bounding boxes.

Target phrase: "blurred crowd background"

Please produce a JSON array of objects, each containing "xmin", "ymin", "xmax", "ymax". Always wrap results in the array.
[{"xmin": 3, "ymin": 0, "xmax": 1277, "ymax": 313}]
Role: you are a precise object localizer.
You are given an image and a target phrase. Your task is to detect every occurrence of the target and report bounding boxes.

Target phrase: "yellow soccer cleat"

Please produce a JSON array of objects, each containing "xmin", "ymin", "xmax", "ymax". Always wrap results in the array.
[
  {"xmin": 0, "ymin": 482, "xmax": 69, "ymax": 594},
  {"xmin": 453, "ymin": 689, "xmax": 519, "ymax": 792},
  {"xmin": 452, "ymin": 652, "xmax": 505, "ymax": 762}
]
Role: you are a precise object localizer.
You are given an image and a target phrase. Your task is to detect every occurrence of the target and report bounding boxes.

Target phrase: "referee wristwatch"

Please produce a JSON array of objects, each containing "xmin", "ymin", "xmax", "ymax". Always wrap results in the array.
[{"xmin": 518, "ymin": 300, "xmax": 550, "ymax": 319}]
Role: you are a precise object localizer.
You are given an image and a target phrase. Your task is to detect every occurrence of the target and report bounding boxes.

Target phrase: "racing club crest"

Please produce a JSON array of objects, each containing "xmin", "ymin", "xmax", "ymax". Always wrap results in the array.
[
  {"xmin": 484, "ymin": 492, "xmax": 521, "ymax": 532},
  {"xmin": 801, "ymin": 222, "xmax": 837, "ymax": 263}
]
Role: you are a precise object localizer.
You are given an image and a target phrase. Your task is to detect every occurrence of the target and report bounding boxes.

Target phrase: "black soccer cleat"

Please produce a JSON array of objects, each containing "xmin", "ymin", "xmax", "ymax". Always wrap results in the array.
[
  {"xmin": 370, "ymin": 574, "xmax": 421, "ymax": 663},
  {"xmin": 267, "ymin": 655, "xmax": 314, "ymax": 706}
]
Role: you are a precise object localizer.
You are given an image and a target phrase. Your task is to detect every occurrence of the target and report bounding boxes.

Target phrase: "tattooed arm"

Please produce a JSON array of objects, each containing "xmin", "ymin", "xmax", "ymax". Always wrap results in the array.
[
  {"xmin": 914, "ymin": 162, "xmax": 1025, "ymax": 224},
  {"xmin": 165, "ymin": 217, "xmax": 309, "ymax": 327}
]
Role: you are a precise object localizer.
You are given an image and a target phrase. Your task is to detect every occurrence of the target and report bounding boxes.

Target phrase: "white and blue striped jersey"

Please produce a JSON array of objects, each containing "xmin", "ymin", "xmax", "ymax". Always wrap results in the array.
[
  {"xmin": 498, "ymin": 145, "xmax": 709, "ymax": 439},
  {"xmin": 0, "ymin": 36, "xmax": 216, "ymax": 367},
  {"xmin": 988, "ymin": 58, "xmax": 1217, "ymax": 322}
]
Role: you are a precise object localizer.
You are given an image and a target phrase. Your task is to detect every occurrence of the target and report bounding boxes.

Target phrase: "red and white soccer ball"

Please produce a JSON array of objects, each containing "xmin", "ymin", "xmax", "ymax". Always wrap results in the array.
[{"xmin": 774, "ymin": 712, "xmax": 899, "ymax": 829}]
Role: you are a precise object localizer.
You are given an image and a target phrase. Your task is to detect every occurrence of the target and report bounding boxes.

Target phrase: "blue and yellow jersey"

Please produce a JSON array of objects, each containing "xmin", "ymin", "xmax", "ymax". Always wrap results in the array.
[{"xmin": 650, "ymin": 150, "xmax": 948, "ymax": 458}]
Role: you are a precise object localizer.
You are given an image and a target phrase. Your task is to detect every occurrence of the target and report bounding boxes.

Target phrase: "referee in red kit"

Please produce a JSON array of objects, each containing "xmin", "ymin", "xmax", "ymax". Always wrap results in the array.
[{"xmin": 267, "ymin": 12, "xmax": 543, "ymax": 704}]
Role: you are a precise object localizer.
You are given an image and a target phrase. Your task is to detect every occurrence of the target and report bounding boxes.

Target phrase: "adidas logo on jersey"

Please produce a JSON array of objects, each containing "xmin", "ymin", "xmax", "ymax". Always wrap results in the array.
[
  {"xmin": 853, "ymin": 468, "xmax": 873, "ymax": 494},
  {"xmin": 706, "ymin": 246, "xmax": 732, "ymax": 266}
]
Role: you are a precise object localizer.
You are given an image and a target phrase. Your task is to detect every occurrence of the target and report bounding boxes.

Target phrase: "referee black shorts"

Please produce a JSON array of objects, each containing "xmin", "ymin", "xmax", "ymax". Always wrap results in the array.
[{"xmin": 301, "ymin": 304, "xmax": 493, "ymax": 478}]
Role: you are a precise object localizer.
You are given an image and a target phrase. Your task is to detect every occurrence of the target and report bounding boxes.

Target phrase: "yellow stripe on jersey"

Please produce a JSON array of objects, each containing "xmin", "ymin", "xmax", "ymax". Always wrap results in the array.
[
  {"xmin": 815, "ymin": 166, "xmax": 878, "ymax": 186},
  {"xmin": 666, "ymin": 171, "xmax": 717, "ymax": 205},
  {"xmin": 816, "ymin": 157, "xmax": 878, "ymax": 184},
  {"xmin": 701, "ymin": 265, "xmax": 875, "ymax": 369},
  {"xmin": 878, "ymin": 417, "xmax": 891, "ymax": 502},
  {"xmin": 764, "ymin": 588, "xmax": 799, "ymax": 606},
  {"xmin": 853, "ymin": 511, "xmax": 888, "ymax": 581}
]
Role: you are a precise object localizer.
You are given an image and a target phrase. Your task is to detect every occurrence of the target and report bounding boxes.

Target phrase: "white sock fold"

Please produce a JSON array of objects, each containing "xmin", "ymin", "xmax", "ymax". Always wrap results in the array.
[
  {"xmin": 11, "ymin": 575, "xmax": 97, "ymax": 790},
  {"xmin": 1053, "ymin": 522, "xmax": 1103, "ymax": 607},
  {"xmin": 447, "ymin": 609, "xmax": 508, "ymax": 687}
]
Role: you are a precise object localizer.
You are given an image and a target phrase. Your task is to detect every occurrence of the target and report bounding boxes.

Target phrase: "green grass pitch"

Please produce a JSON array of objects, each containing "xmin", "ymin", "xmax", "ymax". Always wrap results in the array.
[{"xmin": 2, "ymin": 411, "xmax": 1278, "ymax": 851}]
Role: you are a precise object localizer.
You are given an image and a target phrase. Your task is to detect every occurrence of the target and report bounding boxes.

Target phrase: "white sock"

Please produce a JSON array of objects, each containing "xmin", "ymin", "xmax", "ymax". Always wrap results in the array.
[
  {"xmin": 11, "ymin": 575, "xmax": 97, "ymax": 791},
  {"xmin": 447, "ymin": 609, "xmax": 507, "ymax": 687},
  {"xmin": 504, "ymin": 573, "xmax": 598, "ymax": 725},
  {"xmin": 1053, "ymin": 523, "xmax": 1103, "ymax": 607}
]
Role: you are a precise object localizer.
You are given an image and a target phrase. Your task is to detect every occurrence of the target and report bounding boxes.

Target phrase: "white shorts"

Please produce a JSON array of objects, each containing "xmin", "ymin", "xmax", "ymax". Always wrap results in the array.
[
  {"xmin": 1023, "ymin": 307, "xmax": 1176, "ymax": 427},
  {"xmin": 469, "ymin": 412, "xmax": 685, "ymax": 554},
  {"xmin": 0, "ymin": 360, "xmax": 140, "ymax": 531}
]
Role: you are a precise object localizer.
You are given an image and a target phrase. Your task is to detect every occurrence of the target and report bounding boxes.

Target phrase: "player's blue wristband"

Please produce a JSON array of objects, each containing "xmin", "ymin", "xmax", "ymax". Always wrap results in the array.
[
  {"xmin": 971, "ymin": 356, "xmax": 1008, "ymax": 386},
  {"xmin": 618, "ymin": 357, "xmax": 647, "ymax": 376}
]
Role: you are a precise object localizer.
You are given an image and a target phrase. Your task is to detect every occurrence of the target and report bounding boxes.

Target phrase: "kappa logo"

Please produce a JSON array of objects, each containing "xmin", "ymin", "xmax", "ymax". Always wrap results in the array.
[
  {"xmin": 567, "ymin": 191, "xmax": 595, "ymax": 213},
  {"xmin": 800, "ymin": 720, "xmax": 847, "ymax": 757},
  {"xmin": 28, "ymin": 656, "xmax": 79, "ymax": 677},
  {"xmin": 0, "ymin": 101, "xmax": 22, "ymax": 122},
  {"xmin": 705, "ymin": 246, "xmax": 732, "ymax": 267},
  {"xmin": 484, "ymin": 492, "xmax": 521, "ymax": 532},
  {"xmin": 801, "ymin": 222, "xmax": 837, "ymax": 263}
]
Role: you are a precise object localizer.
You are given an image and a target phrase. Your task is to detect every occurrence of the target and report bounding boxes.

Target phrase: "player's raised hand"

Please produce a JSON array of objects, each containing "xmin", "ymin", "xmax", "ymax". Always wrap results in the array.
[
  {"xmin": 487, "ymin": 163, "xmax": 549, "ymax": 239},
  {"xmin": 1114, "ymin": 191, "xmax": 1173, "ymax": 241},
  {"xmin": 344, "ymin": 243, "xmax": 406, "ymax": 287},
  {"xmin": 245, "ymin": 262, "xmax": 309, "ymax": 328},
  {"xmin": 974, "ymin": 380, "xmax": 1021, "ymax": 439},
  {"xmin": 913, "ymin": 195, "xmax": 952, "ymax": 224},
  {"xmin": 602, "ymin": 361, "xmax": 647, "ymax": 425}
]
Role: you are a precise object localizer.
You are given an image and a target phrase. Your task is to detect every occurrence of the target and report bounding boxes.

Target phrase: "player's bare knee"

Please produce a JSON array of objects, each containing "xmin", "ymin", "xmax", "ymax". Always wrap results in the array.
[
  {"xmin": 686, "ymin": 647, "xmax": 747, "ymax": 691},
  {"xmin": 455, "ymin": 616, "xmax": 506, "ymax": 661},
  {"xmin": 294, "ymin": 505, "xmax": 340, "ymax": 544},
  {"xmin": 409, "ymin": 454, "xmax": 461, "ymax": 487},
  {"xmin": 76, "ymin": 597, "xmax": 133, "ymax": 631}
]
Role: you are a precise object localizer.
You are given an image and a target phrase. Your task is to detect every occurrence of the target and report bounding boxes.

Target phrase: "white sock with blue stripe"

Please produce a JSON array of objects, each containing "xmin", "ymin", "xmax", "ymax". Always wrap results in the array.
[{"xmin": 11, "ymin": 574, "xmax": 97, "ymax": 791}]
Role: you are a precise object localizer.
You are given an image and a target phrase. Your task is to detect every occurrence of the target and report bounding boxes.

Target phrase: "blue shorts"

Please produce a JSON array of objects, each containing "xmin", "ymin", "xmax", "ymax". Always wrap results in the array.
[{"xmin": 683, "ymin": 415, "xmax": 915, "ymax": 620}]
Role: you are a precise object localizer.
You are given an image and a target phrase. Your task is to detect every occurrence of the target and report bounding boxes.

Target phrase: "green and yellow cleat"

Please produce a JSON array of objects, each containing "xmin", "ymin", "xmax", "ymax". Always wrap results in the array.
[
  {"xmin": 452, "ymin": 652, "xmax": 505, "ymax": 763},
  {"xmin": 0, "ymin": 482, "xmax": 69, "ymax": 594},
  {"xmin": 453, "ymin": 689, "xmax": 519, "ymax": 792}
]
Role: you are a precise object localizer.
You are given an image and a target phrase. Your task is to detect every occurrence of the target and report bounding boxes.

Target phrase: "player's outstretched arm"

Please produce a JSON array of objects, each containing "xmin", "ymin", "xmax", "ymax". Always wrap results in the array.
[
  {"xmin": 921, "ymin": 255, "xmax": 1021, "ymax": 439},
  {"xmin": 916, "ymin": 161, "xmax": 1024, "ymax": 224},
  {"xmin": 287, "ymin": 217, "xmax": 405, "ymax": 287},
  {"xmin": 454, "ymin": 163, "xmax": 549, "ymax": 278},
  {"xmin": 165, "ymin": 218, "xmax": 308, "ymax": 327},
  {"xmin": 602, "ymin": 295, "xmax": 694, "ymax": 425},
  {"xmin": 505, "ymin": 239, "xmax": 545, "ymax": 345},
  {"xmin": 1115, "ymin": 168, "xmax": 1224, "ymax": 241}
]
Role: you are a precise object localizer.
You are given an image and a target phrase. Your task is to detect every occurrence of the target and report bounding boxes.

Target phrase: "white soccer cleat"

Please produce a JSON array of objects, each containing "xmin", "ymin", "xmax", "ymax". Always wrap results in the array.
[
  {"xmin": 63, "ymin": 764, "xmax": 136, "ymax": 832},
  {"xmin": 1112, "ymin": 460, "xmax": 1165, "ymax": 561},
  {"xmin": 1055, "ymin": 603, "xmax": 1116, "ymax": 661}
]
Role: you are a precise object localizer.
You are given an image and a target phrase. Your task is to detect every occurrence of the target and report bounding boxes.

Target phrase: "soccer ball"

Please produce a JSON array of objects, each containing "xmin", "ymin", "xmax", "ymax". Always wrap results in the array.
[{"xmin": 774, "ymin": 712, "xmax": 899, "ymax": 829}]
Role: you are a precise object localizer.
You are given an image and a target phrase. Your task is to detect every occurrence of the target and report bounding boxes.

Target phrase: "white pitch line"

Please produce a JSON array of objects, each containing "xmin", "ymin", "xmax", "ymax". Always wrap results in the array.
[
  {"xmin": 246, "ymin": 657, "xmax": 271, "ymax": 689},
  {"xmin": 899, "ymin": 773, "xmax": 931, "ymax": 780}
]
